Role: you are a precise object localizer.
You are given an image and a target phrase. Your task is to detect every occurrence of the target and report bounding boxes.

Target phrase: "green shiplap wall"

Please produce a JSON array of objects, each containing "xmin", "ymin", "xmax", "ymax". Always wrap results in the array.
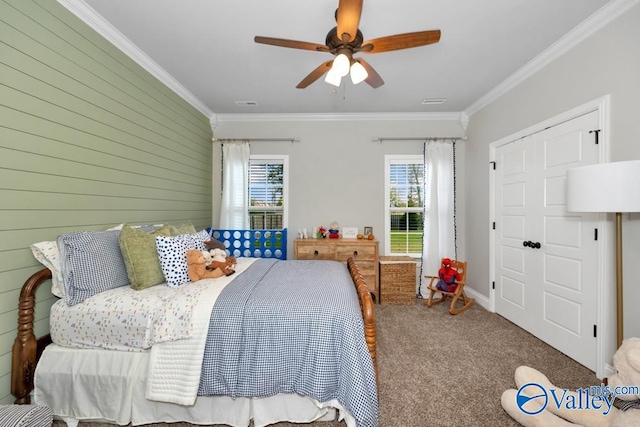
[{"xmin": 0, "ymin": 0, "xmax": 213, "ymax": 403}]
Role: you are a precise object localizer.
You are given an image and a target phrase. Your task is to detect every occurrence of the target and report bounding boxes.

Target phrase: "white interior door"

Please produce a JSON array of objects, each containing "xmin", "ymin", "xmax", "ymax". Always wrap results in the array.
[
  {"xmin": 494, "ymin": 137, "xmax": 535, "ymax": 332},
  {"xmin": 494, "ymin": 111, "xmax": 600, "ymax": 370}
]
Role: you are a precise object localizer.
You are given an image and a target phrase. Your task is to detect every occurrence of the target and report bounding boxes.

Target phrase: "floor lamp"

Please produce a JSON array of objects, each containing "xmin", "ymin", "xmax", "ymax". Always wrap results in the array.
[{"xmin": 566, "ymin": 160, "xmax": 640, "ymax": 349}]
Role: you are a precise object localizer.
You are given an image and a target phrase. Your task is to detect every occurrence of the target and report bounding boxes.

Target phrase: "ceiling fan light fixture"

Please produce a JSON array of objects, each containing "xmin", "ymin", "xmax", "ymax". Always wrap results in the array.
[
  {"xmin": 350, "ymin": 61, "xmax": 368, "ymax": 84},
  {"xmin": 332, "ymin": 53, "xmax": 350, "ymax": 77},
  {"xmin": 324, "ymin": 68, "xmax": 342, "ymax": 87}
]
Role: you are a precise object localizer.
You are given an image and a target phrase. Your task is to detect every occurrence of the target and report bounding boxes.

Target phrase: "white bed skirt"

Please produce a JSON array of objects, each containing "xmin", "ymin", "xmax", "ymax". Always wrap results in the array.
[{"xmin": 34, "ymin": 344, "xmax": 347, "ymax": 427}]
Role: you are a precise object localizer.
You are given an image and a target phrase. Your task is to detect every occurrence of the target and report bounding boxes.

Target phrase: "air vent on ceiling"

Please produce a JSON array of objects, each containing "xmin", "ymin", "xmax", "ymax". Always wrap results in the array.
[
  {"xmin": 235, "ymin": 101, "xmax": 259, "ymax": 107},
  {"xmin": 421, "ymin": 98, "xmax": 447, "ymax": 105}
]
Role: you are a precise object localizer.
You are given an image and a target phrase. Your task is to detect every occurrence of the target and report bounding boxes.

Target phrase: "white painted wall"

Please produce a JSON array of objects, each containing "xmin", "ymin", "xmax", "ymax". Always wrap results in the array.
[
  {"xmin": 212, "ymin": 116, "xmax": 466, "ymax": 264},
  {"xmin": 464, "ymin": 3, "xmax": 640, "ymax": 364}
]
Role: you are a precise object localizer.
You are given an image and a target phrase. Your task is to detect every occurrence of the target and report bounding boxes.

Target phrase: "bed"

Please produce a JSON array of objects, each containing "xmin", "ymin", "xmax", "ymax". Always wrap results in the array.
[{"xmin": 11, "ymin": 249, "xmax": 378, "ymax": 427}]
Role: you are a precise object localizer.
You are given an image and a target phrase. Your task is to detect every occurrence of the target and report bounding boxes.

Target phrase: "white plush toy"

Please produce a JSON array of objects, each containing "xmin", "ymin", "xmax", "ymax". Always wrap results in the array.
[
  {"xmin": 201, "ymin": 250, "xmax": 213, "ymax": 266},
  {"xmin": 502, "ymin": 338, "xmax": 640, "ymax": 427},
  {"xmin": 209, "ymin": 248, "xmax": 227, "ymax": 263}
]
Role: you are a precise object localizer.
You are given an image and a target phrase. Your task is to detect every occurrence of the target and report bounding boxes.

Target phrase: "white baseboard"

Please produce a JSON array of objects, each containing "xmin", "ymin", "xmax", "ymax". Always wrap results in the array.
[
  {"xmin": 602, "ymin": 363, "xmax": 616, "ymax": 380},
  {"xmin": 463, "ymin": 286, "xmax": 491, "ymax": 311}
]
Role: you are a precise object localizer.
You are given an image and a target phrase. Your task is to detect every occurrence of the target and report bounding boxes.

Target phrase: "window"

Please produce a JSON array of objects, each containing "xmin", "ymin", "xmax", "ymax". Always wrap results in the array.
[
  {"xmin": 385, "ymin": 155, "xmax": 424, "ymax": 256},
  {"xmin": 248, "ymin": 155, "xmax": 288, "ymax": 229}
]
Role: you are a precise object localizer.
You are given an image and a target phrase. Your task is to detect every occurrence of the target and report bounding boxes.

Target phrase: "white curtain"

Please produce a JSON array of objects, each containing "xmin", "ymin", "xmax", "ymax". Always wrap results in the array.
[
  {"xmin": 421, "ymin": 140, "xmax": 456, "ymax": 293},
  {"xmin": 219, "ymin": 141, "xmax": 250, "ymax": 229}
]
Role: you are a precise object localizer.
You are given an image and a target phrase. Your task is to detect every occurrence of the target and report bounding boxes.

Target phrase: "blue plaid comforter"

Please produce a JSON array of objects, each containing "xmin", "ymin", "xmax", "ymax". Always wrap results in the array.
[{"xmin": 197, "ymin": 259, "xmax": 379, "ymax": 427}]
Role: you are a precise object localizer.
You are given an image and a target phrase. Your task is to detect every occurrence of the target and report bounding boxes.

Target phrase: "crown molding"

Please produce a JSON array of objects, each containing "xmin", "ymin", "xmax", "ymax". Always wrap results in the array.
[
  {"xmin": 464, "ymin": 0, "xmax": 639, "ymax": 117},
  {"xmin": 214, "ymin": 112, "xmax": 463, "ymax": 123},
  {"xmin": 56, "ymin": 0, "xmax": 213, "ymax": 118}
]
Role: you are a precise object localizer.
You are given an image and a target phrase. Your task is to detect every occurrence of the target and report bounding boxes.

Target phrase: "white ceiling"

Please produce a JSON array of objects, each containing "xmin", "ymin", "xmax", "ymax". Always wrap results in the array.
[{"xmin": 76, "ymin": 0, "xmax": 613, "ymax": 116}]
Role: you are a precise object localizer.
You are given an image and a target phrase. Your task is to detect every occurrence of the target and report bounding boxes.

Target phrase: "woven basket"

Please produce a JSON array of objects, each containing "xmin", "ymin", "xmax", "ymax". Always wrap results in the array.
[{"xmin": 379, "ymin": 256, "xmax": 417, "ymax": 305}]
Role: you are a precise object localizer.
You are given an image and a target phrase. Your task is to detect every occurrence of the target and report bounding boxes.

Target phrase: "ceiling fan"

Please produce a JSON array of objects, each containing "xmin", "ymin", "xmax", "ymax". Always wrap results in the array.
[{"xmin": 254, "ymin": 0, "xmax": 441, "ymax": 89}]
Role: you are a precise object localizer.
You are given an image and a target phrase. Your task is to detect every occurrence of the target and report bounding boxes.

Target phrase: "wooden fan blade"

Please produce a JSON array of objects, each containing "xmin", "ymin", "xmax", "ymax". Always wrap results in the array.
[
  {"xmin": 254, "ymin": 36, "xmax": 329, "ymax": 52},
  {"xmin": 336, "ymin": 0, "xmax": 363, "ymax": 43},
  {"xmin": 362, "ymin": 30, "xmax": 441, "ymax": 53},
  {"xmin": 357, "ymin": 58, "xmax": 384, "ymax": 88},
  {"xmin": 296, "ymin": 60, "xmax": 334, "ymax": 88}
]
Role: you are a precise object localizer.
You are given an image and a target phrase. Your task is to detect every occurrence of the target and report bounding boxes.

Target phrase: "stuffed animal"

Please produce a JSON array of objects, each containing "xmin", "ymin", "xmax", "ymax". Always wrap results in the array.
[
  {"xmin": 436, "ymin": 258, "xmax": 461, "ymax": 292},
  {"xmin": 186, "ymin": 249, "xmax": 225, "ymax": 282},
  {"xmin": 206, "ymin": 248, "xmax": 236, "ymax": 276},
  {"xmin": 501, "ymin": 337, "xmax": 640, "ymax": 427},
  {"xmin": 201, "ymin": 250, "xmax": 213, "ymax": 266}
]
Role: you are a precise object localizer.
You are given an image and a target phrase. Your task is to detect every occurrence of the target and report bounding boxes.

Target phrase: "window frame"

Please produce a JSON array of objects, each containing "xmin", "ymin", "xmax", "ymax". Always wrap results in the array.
[
  {"xmin": 248, "ymin": 154, "xmax": 289, "ymax": 230},
  {"xmin": 384, "ymin": 154, "xmax": 424, "ymax": 257}
]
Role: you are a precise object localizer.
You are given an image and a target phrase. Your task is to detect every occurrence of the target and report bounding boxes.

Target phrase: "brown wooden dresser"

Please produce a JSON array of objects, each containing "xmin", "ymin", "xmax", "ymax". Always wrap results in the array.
[{"xmin": 293, "ymin": 238, "xmax": 379, "ymax": 302}]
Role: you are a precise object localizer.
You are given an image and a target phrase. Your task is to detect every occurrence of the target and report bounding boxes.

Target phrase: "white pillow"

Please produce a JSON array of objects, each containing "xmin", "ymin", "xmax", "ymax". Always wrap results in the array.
[
  {"xmin": 30, "ymin": 241, "xmax": 64, "ymax": 298},
  {"xmin": 156, "ymin": 231, "xmax": 209, "ymax": 287}
]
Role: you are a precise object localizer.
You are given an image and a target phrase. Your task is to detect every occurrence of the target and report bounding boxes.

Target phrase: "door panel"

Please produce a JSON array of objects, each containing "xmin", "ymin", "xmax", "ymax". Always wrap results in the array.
[
  {"xmin": 544, "ymin": 293, "xmax": 582, "ymax": 334},
  {"xmin": 544, "ymin": 254, "xmax": 581, "ymax": 291},
  {"xmin": 501, "ymin": 276, "xmax": 525, "ymax": 308},
  {"xmin": 544, "ymin": 216, "xmax": 581, "ymax": 247},
  {"xmin": 494, "ymin": 110, "xmax": 600, "ymax": 370},
  {"xmin": 544, "ymin": 176, "xmax": 567, "ymax": 206},
  {"xmin": 544, "ymin": 131, "xmax": 584, "ymax": 168}
]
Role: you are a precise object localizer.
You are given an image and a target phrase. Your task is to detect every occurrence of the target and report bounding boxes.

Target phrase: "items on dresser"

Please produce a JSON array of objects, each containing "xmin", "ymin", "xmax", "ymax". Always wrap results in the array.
[{"xmin": 294, "ymin": 238, "xmax": 379, "ymax": 302}]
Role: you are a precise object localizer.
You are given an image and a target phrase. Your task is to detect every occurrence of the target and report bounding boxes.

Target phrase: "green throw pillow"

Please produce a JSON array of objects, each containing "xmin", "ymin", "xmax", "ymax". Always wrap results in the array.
[
  {"xmin": 119, "ymin": 224, "xmax": 172, "ymax": 290},
  {"xmin": 169, "ymin": 221, "xmax": 197, "ymax": 236}
]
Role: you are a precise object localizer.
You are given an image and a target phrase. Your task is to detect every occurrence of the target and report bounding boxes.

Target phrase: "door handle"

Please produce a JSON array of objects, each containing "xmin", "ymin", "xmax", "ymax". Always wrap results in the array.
[{"xmin": 523, "ymin": 241, "xmax": 541, "ymax": 249}]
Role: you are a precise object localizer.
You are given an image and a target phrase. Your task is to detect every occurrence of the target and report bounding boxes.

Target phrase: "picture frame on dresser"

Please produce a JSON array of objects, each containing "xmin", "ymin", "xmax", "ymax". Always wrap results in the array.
[
  {"xmin": 342, "ymin": 227, "xmax": 358, "ymax": 239},
  {"xmin": 363, "ymin": 226, "xmax": 373, "ymax": 237}
]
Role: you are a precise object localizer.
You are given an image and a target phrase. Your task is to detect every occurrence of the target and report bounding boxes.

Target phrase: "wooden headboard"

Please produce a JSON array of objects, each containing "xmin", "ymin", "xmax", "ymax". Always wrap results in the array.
[{"xmin": 11, "ymin": 268, "xmax": 53, "ymax": 404}]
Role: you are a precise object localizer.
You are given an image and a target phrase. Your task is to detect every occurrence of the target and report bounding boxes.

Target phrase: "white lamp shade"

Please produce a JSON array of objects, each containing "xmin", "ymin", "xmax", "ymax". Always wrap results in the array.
[
  {"xmin": 350, "ymin": 61, "xmax": 368, "ymax": 84},
  {"xmin": 332, "ymin": 53, "xmax": 350, "ymax": 77},
  {"xmin": 566, "ymin": 160, "xmax": 640, "ymax": 212},
  {"xmin": 324, "ymin": 68, "xmax": 342, "ymax": 87}
]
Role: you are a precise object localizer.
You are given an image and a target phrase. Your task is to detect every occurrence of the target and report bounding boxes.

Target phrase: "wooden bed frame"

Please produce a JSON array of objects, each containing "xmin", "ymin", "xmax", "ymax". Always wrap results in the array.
[{"xmin": 11, "ymin": 258, "xmax": 377, "ymax": 404}]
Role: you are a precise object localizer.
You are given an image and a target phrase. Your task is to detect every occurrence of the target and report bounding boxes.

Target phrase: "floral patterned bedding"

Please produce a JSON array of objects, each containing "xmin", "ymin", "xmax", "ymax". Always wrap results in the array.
[{"xmin": 50, "ymin": 276, "xmax": 226, "ymax": 351}]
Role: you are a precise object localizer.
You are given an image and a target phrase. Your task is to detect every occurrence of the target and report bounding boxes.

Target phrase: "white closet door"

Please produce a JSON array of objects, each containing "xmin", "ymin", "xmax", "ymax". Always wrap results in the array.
[
  {"xmin": 494, "ymin": 111, "xmax": 600, "ymax": 370},
  {"xmin": 494, "ymin": 137, "xmax": 535, "ymax": 332}
]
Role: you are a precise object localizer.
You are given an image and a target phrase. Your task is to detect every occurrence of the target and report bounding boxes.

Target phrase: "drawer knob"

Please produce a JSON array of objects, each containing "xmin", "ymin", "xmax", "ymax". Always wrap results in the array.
[
  {"xmin": 353, "ymin": 251, "xmax": 358, "ymax": 256},
  {"xmin": 314, "ymin": 250, "xmax": 319, "ymax": 255}
]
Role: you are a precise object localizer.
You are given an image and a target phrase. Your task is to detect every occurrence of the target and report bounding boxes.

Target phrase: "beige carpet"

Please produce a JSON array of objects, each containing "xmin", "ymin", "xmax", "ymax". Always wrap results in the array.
[{"xmin": 52, "ymin": 301, "xmax": 599, "ymax": 427}]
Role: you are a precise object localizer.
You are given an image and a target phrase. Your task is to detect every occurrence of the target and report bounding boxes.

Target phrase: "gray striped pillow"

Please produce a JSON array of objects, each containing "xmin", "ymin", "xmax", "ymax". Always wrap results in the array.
[{"xmin": 0, "ymin": 405, "xmax": 53, "ymax": 427}]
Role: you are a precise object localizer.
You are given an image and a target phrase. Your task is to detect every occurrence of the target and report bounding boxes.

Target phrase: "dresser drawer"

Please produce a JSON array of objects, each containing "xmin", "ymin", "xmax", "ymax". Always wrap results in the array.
[
  {"xmin": 294, "ymin": 243, "xmax": 335, "ymax": 260},
  {"xmin": 353, "ymin": 260, "xmax": 377, "ymax": 276},
  {"xmin": 336, "ymin": 244, "xmax": 377, "ymax": 261}
]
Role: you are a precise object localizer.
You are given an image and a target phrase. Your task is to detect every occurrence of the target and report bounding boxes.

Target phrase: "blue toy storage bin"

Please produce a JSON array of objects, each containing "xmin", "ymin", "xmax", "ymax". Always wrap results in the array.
[{"xmin": 208, "ymin": 228, "xmax": 287, "ymax": 260}]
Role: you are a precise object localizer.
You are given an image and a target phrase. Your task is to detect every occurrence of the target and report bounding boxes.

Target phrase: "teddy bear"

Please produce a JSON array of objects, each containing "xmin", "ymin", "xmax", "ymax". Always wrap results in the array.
[
  {"xmin": 501, "ymin": 337, "xmax": 640, "ymax": 427},
  {"xmin": 205, "ymin": 248, "xmax": 236, "ymax": 276},
  {"xmin": 186, "ymin": 249, "xmax": 225, "ymax": 282}
]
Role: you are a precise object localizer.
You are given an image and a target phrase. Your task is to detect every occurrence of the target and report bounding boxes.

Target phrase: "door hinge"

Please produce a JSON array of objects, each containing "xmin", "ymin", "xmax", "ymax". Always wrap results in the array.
[
  {"xmin": 589, "ymin": 129, "xmax": 601, "ymax": 145},
  {"xmin": 490, "ymin": 161, "xmax": 496, "ymax": 170},
  {"xmin": 492, "ymin": 281, "xmax": 495, "ymax": 290},
  {"xmin": 492, "ymin": 222, "xmax": 496, "ymax": 230},
  {"xmin": 595, "ymin": 228, "xmax": 598, "ymax": 241},
  {"xmin": 593, "ymin": 325, "xmax": 597, "ymax": 337}
]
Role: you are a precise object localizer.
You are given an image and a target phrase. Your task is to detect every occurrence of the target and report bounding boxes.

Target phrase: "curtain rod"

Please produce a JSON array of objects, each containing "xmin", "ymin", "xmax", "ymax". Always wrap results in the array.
[
  {"xmin": 213, "ymin": 138, "xmax": 300, "ymax": 143},
  {"xmin": 372, "ymin": 136, "xmax": 467, "ymax": 143}
]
